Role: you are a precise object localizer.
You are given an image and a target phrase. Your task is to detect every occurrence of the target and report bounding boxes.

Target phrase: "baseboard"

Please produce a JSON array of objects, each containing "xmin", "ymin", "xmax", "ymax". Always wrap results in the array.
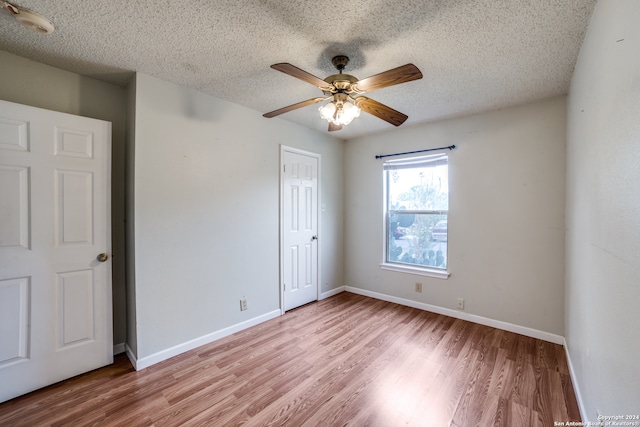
[
  {"xmin": 319, "ymin": 286, "xmax": 345, "ymax": 300},
  {"xmin": 344, "ymin": 286, "xmax": 564, "ymax": 345},
  {"xmin": 563, "ymin": 337, "xmax": 589, "ymax": 422},
  {"xmin": 128, "ymin": 309, "xmax": 282, "ymax": 371},
  {"xmin": 113, "ymin": 342, "xmax": 125, "ymax": 355}
]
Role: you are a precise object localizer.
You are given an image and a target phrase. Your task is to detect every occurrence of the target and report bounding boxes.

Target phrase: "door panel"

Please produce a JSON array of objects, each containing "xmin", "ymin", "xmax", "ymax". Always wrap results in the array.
[
  {"xmin": 55, "ymin": 169, "xmax": 94, "ymax": 245},
  {"xmin": 0, "ymin": 166, "xmax": 29, "ymax": 251},
  {"xmin": 290, "ymin": 246, "xmax": 299, "ymax": 291},
  {"xmin": 56, "ymin": 269, "xmax": 95, "ymax": 348},
  {"xmin": 0, "ymin": 277, "xmax": 29, "ymax": 366},
  {"xmin": 55, "ymin": 127, "xmax": 94, "ymax": 158},
  {"xmin": 0, "ymin": 99, "xmax": 112, "ymax": 403},
  {"xmin": 282, "ymin": 148, "xmax": 319, "ymax": 311},
  {"xmin": 0, "ymin": 116, "xmax": 29, "ymax": 151}
]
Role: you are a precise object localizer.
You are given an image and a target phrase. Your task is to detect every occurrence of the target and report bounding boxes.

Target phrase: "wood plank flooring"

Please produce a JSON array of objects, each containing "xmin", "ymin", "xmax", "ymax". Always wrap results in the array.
[{"xmin": 0, "ymin": 292, "xmax": 581, "ymax": 426}]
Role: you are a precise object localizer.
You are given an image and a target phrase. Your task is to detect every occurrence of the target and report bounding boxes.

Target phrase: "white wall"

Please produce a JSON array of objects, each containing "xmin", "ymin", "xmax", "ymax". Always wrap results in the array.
[
  {"xmin": 130, "ymin": 74, "xmax": 344, "ymax": 359},
  {"xmin": 0, "ymin": 50, "xmax": 129, "ymax": 348},
  {"xmin": 565, "ymin": 0, "xmax": 640, "ymax": 420},
  {"xmin": 345, "ymin": 97, "xmax": 566, "ymax": 335}
]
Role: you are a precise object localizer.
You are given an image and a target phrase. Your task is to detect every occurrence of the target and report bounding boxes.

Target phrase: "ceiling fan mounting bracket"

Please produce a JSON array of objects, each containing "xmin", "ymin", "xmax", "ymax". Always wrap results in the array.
[{"xmin": 331, "ymin": 55, "xmax": 350, "ymax": 72}]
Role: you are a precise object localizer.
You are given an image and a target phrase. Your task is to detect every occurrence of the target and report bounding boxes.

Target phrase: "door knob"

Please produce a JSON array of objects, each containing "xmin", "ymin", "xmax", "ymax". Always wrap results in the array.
[
  {"xmin": 311, "ymin": 236, "xmax": 318, "ymax": 241},
  {"xmin": 97, "ymin": 253, "xmax": 109, "ymax": 262}
]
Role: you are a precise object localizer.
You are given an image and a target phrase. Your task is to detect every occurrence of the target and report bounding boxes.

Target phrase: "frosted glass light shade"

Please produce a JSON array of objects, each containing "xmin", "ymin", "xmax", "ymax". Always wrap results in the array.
[
  {"xmin": 319, "ymin": 101, "xmax": 361, "ymax": 126},
  {"xmin": 318, "ymin": 102, "xmax": 336, "ymax": 121}
]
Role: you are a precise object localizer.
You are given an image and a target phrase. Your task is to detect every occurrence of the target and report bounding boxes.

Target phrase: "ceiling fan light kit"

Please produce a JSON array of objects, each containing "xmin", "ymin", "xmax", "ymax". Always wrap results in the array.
[
  {"xmin": 264, "ymin": 55, "xmax": 423, "ymax": 131},
  {"xmin": 318, "ymin": 93, "xmax": 361, "ymax": 126},
  {"xmin": 2, "ymin": 1, "xmax": 55, "ymax": 34}
]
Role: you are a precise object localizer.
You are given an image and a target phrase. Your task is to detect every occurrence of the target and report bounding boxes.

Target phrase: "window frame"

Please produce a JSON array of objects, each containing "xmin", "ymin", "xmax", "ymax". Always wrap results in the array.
[{"xmin": 380, "ymin": 154, "xmax": 450, "ymax": 280}]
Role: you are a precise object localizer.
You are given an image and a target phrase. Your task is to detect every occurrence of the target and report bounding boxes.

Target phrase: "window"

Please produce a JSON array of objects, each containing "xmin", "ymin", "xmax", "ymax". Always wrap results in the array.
[{"xmin": 383, "ymin": 153, "xmax": 449, "ymax": 276}]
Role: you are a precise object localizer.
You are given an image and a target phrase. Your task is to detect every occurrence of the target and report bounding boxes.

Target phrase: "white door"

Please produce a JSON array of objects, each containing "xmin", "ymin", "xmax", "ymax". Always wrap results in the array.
[
  {"xmin": 281, "ymin": 147, "xmax": 319, "ymax": 311},
  {"xmin": 0, "ymin": 100, "xmax": 112, "ymax": 403}
]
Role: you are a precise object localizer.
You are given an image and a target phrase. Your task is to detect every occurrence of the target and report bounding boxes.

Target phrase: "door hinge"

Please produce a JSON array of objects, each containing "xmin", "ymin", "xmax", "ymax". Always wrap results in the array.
[{"xmin": 283, "ymin": 164, "xmax": 286, "ymax": 173}]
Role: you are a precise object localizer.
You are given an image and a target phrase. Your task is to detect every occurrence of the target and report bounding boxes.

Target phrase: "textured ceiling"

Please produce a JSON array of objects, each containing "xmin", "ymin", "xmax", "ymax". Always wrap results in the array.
[{"xmin": 0, "ymin": 0, "xmax": 596, "ymax": 140}]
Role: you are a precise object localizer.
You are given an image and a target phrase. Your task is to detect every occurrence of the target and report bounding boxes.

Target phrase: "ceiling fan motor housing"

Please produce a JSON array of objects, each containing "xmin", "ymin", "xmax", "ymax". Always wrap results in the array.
[{"xmin": 323, "ymin": 74, "xmax": 358, "ymax": 95}]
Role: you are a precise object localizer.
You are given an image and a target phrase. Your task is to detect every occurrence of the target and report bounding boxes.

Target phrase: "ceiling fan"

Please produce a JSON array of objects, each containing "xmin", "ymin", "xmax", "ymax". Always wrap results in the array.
[{"xmin": 263, "ymin": 55, "xmax": 423, "ymax": 131}]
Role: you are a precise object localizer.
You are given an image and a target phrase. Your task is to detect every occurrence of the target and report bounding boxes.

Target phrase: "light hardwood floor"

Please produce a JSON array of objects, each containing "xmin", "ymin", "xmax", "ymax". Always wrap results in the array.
[{"xmin": 0, "ymin": 292, "xmax": 581, "ymax": 426}]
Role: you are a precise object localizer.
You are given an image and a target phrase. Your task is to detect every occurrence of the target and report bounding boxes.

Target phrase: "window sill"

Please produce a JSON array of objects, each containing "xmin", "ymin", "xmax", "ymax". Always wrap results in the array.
[{"xmin": 380, "ymin": 263, "xmax": 450, "ymax": 280}]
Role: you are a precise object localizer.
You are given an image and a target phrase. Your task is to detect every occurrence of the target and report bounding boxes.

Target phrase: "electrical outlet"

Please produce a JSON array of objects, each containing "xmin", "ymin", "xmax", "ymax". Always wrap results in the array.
[
  {"xmin": 415, "ymin": 282, "xmax": 423, "ymax": 293},
  {"xmin": 240, "ymin": 298, "xmax": 248, "ymax": 311},
  {"xmin": 456, "ymin": 298, "xmax": 464, "ymax": 310}
]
